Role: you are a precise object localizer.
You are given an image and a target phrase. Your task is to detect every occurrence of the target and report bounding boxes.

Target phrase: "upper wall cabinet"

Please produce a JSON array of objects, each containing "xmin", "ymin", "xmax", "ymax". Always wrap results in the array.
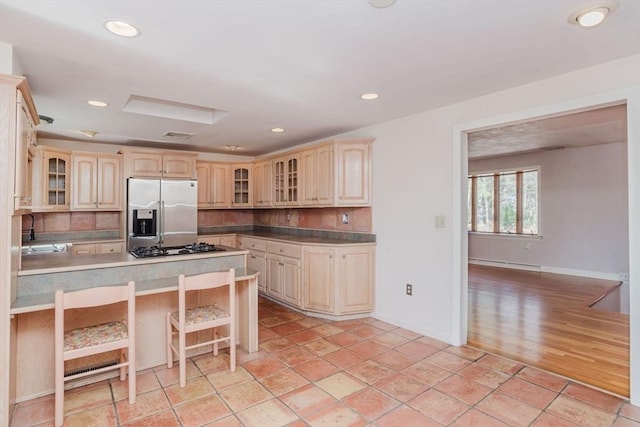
[
  {"xmin": 71, "ymin": 153, "xmax": 122, "ymax": 211},
  {"xmin": 273, "ymin": 153, "xmax": 300, "ymax": 207},
  {"xmin": 300, "ymin": 144, "xmax": 333, "ymax": 206},
  {"xmin": 254, "ymin": 137, "xmax": 373, "ymax": 209},
  {"xmin": 15, "ymin": 89, "xmax": 38, "ymax": 212},
  {"xmin": 1, "ymin": 75, "xmax": 39, "ymax": 214},
  {"xmin": 196, "ymin": 161, "xmax": 231, "ymax": 208},
  {"xmin": 334, "ymin": 139, "xmax": 372, "ymax": 206},
  {"xmin": 253, "ymin": 160, "xmax": 273, "ymax": 208},
  {"xmin": 231, "ymin": 163, "xmax": 253, "ymax": 207},
  {"xmin": 121, "ymin": 149, "xmax": 196, "ymax": 179},
  {"xmin": 32, "ymin": 146, "xmax": 71, "ymax": 211}
]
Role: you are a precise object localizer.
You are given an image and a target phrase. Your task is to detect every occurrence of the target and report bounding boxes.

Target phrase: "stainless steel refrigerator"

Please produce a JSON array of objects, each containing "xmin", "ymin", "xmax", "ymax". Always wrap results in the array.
[{"xmin": 127, "ymin": 178, "xmax": 198, "ymax": 250}]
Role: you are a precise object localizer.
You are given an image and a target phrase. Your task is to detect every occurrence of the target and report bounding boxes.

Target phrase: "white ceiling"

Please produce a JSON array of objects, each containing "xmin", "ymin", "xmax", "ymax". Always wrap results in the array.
[
  {"xmin": 468, "ymin": 104, "xmax": 628, "ymax": 159},
  {"xmin": 1, "ymin": 0, "xmax": 639, "ymax": 156}
]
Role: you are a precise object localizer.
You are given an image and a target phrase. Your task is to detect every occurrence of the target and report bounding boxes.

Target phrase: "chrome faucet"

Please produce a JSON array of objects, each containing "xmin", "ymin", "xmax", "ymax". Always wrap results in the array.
[{"xmin": 28, "ymin": 214, "xmax": 36, "ymax": 240}]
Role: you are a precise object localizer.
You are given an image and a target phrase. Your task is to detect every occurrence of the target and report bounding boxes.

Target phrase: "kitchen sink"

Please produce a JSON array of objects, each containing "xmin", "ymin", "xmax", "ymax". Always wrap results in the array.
[{"xmin": 22, "ymin": 243, "xmax": 72, "ymax": 256}]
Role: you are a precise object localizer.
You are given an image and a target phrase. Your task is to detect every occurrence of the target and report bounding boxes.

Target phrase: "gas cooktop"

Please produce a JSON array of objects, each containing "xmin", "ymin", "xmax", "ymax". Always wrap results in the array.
[{"xmin": 129, "ymin": 243, "xmax": 227, "ymax": 258}]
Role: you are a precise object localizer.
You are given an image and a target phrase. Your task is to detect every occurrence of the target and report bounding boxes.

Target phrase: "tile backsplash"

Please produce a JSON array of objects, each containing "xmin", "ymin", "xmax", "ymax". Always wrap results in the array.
[
  {"xmin": 24, "ymin": 207, "xmax": 372, "ymax": 238},
  {"xmin": 22, "ymin": 212, "xmax": 121, "ymax": 234}
]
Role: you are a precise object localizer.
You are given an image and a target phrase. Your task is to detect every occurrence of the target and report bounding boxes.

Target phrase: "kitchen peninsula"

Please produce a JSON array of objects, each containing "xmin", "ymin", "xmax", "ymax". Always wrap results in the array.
[{"xmin": 12, "ymin": 248, "xmax": 259, "ymax": 401}]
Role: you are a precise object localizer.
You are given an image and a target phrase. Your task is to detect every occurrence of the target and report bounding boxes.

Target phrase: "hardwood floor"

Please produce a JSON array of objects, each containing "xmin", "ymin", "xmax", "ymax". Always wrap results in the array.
[{"xmin": 467, "ymin": 264, "xmax": 630, "ymax": 397}]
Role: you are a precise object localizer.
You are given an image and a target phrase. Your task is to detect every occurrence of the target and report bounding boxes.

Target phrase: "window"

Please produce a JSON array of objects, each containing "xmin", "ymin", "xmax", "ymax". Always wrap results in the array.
[{"xmin": 468, "ymin": 168, "xmax": 539, "ymax": 235}]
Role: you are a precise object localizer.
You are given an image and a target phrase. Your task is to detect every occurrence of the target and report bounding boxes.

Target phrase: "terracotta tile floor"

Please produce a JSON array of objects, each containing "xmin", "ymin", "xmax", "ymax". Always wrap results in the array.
[{"xmin": 11, "ymin": 297, "xmax": 640, "ymax": 426}]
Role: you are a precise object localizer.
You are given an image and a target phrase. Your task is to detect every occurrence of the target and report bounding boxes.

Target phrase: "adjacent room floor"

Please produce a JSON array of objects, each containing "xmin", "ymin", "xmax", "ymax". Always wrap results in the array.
[
  {"xmin": 467, "ymin": 263, "xmax": 630, "ymax": 398},
  {"xmin": 11, "ymin": 296, "xmax": 639, "ymax": 426}
]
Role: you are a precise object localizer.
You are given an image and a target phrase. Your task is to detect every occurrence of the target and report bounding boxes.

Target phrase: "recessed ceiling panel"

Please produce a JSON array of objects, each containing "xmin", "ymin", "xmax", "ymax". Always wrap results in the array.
[{"xmin": 123, "ymin": 95, "xmax": 228, "ymax": 125}]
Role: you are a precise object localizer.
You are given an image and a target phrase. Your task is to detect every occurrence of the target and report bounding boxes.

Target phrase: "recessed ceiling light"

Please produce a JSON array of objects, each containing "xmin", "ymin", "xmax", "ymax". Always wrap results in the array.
[
  {"xmin": 225, "ymin": 145, "xmax": 241, "ymax": 151},
  {"xmin": 568, "ymin": 2, "xmax": 617, "ymax": 28},
  {"xmin": 271, "ymin": 127, "xmax": 285, "ymax": 133},
  {"xmin": 360, "ymin": 93, "xmax": 379, "ymax": 100},
  {"xmin": 368, "ymin": 0, "xmax": 396, "ymax": 8},
  {"xmin": 577, "ymin": 7, "xmax": 609, "ymax": 27},
  {"xmin": 80, "ymin": 130, "xmax": 97, "ymax": 137},
  {"xmin": 87, "ymin": 100, "xmax": 108, "ymax": 107},
  {"xmin": 104, "ymin": 20, "xmax": 140, "ymax": 37}
]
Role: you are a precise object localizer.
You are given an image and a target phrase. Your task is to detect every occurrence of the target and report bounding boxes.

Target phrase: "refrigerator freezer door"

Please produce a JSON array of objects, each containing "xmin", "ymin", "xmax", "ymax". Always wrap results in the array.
[
  {"xmin": 128, "ymin": 178, "xmax": 161, "ymax": 249},
  {"xmin": 160, "ymin": 179, "xmax": 198, "ymax": 247}
]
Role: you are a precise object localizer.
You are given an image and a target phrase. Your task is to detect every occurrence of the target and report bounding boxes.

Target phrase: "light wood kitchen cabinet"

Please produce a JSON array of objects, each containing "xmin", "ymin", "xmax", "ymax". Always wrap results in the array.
[
  {"xmin": 14, "ymin": 90, "xmax": 37, "ymax": 212},
  {"xmin": 338, "ymin": 246, "xmax": 375, "ymax": 313},
  {"xmin": 71, "ymin": 153, "xmax": 121, "ymax": 211},
  {"xmin": 198, "ymin": 234, "xmax": 237, "ymax": 247},
  {"xmin": 122, "ymin": 150, "xmax": 196, "ymax": 179},
  {"xmin": 240, "ymin": 238, "xmax": 267, "ymax": 293},
  {"xmin": 273, "ymin": 154, "xmax": 300, "ymax": 207},
  {"xmin": 71, "ymin": 242, "xmax": 123, "ymax": 256},
  {"xmin": 252, "ymin": 137, "xmax": 373, "ymax": 209},
  {"xmin": 302, "ymin": 247, "xmax": 335, "ymax": 312},
  {"xmin": 266, "ymin": 241, "xmax": 301, "ymax": 305},
  {"xmin": 32, "ymin": 147, "xmax": 71, "ymax": 211},
  {"xmin": 236, "ymin": 234, "xmax": 375, "ymax": 318},
  {"xmin": 335, "ymin": 140, "xmax": 372, "ymax": 206},
  {"xmin": 196, "ymin": 161, "xmax": 231, "ymax": 208},
  {"xmin": 253, "ymin": 160, "xmax": 273, "ymax": 207},
  {"xmin": 231, "ymin": 164, "xmax": 252, "ymax": 207},
  {"xmin": 303, "ymin": 244, "xmax": 375, "ymax": 315},
  {"xmin": 300, "ymin": 144, "xmax": 333, "ymax": 206}
]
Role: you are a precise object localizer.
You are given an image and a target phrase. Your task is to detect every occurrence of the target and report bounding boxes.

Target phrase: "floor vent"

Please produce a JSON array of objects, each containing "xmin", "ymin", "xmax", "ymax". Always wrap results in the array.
[{"xmin": 64, "ymin": 360, "xmax": 118, "ymax": 378}]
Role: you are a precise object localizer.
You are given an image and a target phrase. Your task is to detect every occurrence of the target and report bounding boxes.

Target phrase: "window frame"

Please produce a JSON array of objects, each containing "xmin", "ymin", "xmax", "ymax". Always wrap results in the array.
[{"xmin": 468, "ymin": 166, "xmax": 540, "ymax": 236}]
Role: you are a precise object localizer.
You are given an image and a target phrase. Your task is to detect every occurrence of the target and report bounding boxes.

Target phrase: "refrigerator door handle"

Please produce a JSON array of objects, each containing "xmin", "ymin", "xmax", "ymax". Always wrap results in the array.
[{"xmin": 159, "ymin": 200, "xmax": 165, "ymax": 245}]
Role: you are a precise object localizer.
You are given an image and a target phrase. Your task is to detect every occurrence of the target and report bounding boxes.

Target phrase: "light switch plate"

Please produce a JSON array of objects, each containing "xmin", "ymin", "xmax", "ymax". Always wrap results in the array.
[
  {"xmin": 342, "ymin": 214, "xmax": 349, "ymax": 224},
  {"xmin": 435, "ymin": 215, "xmax": 446, "ymax": 228}
]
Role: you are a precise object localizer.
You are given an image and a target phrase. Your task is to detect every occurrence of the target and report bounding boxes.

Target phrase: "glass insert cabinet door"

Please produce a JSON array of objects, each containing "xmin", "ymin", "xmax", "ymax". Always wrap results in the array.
[
  {"xmin": 287, "ymin": 157, "xmax": 298, "ymax": 203},
  {"xmin": 45, "ymin": 152, "xmax": 69, "ymax": 207},
  {"xmin": 274, "ymin": 159, "xmax": 286, "ymax": 204},
  {"xmin": 233, "ymin": 167, "xmax": 250, "ymax": 205}
]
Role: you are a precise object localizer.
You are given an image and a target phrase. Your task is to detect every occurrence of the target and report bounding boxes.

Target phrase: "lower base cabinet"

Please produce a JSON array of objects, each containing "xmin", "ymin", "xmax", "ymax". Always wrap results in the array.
[
  {"xmin": 303, "ymin": 247, "xmax": 335, "ymax": 313},
  {"xmin": 304, "ymin": 245, "xmax": 375, "ymax": 315},
  {"xmin": 72, "ymin": 241, "xmax": 123, "ymax": 255},
  {"xmin": 239, "ymin": 236, "xmax": 375, "ymax": 317},
  {"xmin": 247, "ymin": 250, "xmax": 267, "ymax": 293}
]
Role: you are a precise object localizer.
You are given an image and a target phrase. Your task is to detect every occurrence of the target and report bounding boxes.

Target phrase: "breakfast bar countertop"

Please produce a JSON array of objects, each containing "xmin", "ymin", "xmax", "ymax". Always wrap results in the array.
[
  {"xmin": 11, "ymin": 267, "xmax": 258, "ymax": 315},
  {"xmin": 19, "ymin": 245, "xmax": 247, "ymax": 276}
]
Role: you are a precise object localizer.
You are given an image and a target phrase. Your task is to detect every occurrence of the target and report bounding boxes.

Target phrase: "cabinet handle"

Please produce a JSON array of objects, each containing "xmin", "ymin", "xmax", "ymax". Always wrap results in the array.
[
  {"xmin": 251, "ymin": 255, "xmax": 256, "ymax": 259},
  {"xmin": 280, "ymin": 249, "xmax": 283, "ymax": 253},
  {"xmin": 279, "ymin": 262, "xmax": 284, "ymax": 266},
  {"xmin": 329, "ymin": 255, "xmax": 333, "ymax": 259},
  {"xmin": 343, "ymin": 255, "xmax": 346, "ymax": 259}
]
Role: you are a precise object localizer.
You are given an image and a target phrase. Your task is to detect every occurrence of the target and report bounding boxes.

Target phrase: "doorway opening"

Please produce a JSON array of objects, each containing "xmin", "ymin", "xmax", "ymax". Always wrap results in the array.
[{"xmin": 454, "ymin": 99, "xmax": 632, "ymax": 398}]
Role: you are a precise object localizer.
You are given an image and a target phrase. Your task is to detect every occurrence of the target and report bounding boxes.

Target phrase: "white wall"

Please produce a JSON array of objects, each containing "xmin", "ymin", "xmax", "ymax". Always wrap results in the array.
[
  {"xmin": 0, "ymin": 42, "xmax": 23, "ymax": 76},
  {"xmin": 468, "ymin": 142, "xmax": 629, "ymax": 280},
  {"xmin": 335, "ymin": 53, "xmax": 640, "ymax": 404}
]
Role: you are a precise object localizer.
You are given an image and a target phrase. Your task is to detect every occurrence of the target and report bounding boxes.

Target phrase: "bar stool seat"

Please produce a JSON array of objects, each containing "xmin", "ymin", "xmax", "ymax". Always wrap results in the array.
[
  {"xmin": 55, "ymin": 282, "xmax": 136, "ymax": 427},
  {"xmin": 167, "ymin": 269, "xmax": 236, "ymax": 387}
]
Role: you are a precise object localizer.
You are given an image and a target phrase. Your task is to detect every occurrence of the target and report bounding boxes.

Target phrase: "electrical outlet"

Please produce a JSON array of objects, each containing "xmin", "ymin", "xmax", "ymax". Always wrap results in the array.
[
  {"xmin": 342, "ymin": 214, "xmax": 349, "ymax": 224},
  {"xmin": 406, "ymin": 283, "xmax": 413, "ymax": 296},
  {"xmin": 619, "ymin": 272, "xmax": 629, "ymax": 281}
]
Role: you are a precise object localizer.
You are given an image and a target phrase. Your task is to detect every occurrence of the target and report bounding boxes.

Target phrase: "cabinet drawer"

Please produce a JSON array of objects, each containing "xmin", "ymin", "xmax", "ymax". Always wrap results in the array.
[
  {"xmin": 98, "ymin": 242, "xmax": 123, "ymax": 254},
  {"xmin": 242, "ymin": 238, "xmax": 267, "ymax": 252},
  {"xmin": 267, "ymin": 241, "xmax": 300, "ymax": 259},
  {"xmin": 72, "ymin": 244, "xmax": 96, "ymax": 255}
]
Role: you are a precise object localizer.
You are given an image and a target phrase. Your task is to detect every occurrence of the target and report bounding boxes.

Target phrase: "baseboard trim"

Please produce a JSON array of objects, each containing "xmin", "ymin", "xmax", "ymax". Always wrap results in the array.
[{"xmin": 469, "ymin": 258, "xmax": 620, "ymax": 281}]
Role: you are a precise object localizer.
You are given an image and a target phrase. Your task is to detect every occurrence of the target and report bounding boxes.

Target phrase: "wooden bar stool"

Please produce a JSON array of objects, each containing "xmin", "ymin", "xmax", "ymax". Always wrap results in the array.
[
  {"xmin": 54, "ymin": 282, "xmax": 136, "ymax": 427},
  {"xmin": 166, "ymin": 269, "xmax": 236, "ymax": 387}
]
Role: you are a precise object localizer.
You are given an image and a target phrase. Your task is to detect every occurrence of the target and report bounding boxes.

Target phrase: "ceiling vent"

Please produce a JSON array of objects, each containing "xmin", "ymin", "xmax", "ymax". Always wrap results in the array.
[{"xmin": 163, "ymin": 131, "xmax": 194, "ymax": 139}]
